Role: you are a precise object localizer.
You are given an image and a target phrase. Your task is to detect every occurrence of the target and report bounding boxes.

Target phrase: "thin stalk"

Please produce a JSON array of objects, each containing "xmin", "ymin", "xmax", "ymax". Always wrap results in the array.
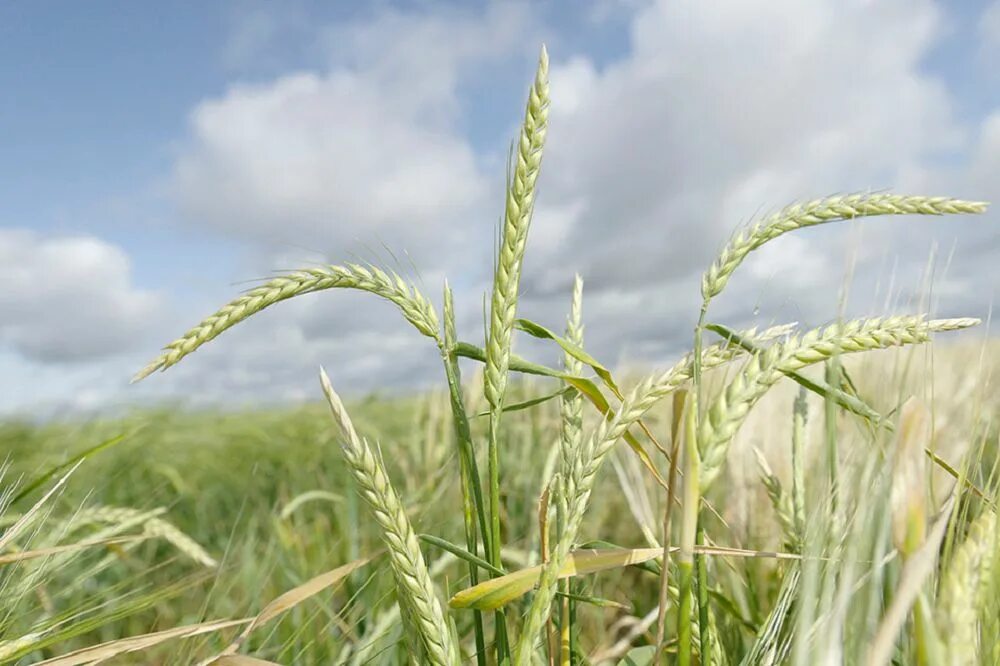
[
  {"xmin": 677, "ymin": 393, "xmax": 701, "ymax": 666},
  {"xmin": 824, "ymin": 360, "xmax": 841, "ymax": 517},
  {"xmin": 656, "ymin": 390, "xmax": 687, "ymax": 653},
  {"xmin": 696, "ymin": 525, "xmax": 711, "ymax": 663},
  {"xmin": 442, "ymin": 284, "xmax": 489, "ymax": 666}
]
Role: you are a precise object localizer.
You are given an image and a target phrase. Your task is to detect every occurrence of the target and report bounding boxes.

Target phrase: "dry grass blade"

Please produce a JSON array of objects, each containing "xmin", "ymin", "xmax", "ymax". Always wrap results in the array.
[
  {"xmin": 35, "ymin": 619, "xmax": 250, "ymax": 666},
  {"xmin": 451, "ymin": 545, "xmax": 802, "ymax": 611},
  {"xmin": 209, "ymin": 556, "xmax": 374, "ymax": 660},
  {"xmin": 210, "ymin": 657, "xmax": 283, "ymax": 665},
  {"xmin": 0, "ymin": 536, "xmax": 147, "ymax": 566},
  {"xmin": 133, "ymin": 263, "xmax": 440, "ymax": 381}
]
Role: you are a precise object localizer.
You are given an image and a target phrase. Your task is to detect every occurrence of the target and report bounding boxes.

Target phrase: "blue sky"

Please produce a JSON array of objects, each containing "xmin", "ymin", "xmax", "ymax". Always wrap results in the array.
[{"xmin": 2, "ymin": 0, "xmax": 1000, "ymax": 415}]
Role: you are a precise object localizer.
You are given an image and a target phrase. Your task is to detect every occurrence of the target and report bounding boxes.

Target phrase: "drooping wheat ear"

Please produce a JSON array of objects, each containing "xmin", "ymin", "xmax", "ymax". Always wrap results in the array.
[
  {"xmin": 133, "ymin": 264, "xmax": 440, "ymax": 381},
  {"xmin": 702, "ymin": 194, "xmax": 988, "ymax": 301},
  {"xmin": 558, "ymin": 274, "xmax": 585, "ymax": 510},
  {"xmin": 319, "ymin": 369, "xmax": 458, "ymax": 666},
  {"xmin": 937, "ymin": 509, "xmax": 999, "ymax": 666},
  {"xmin": 484, "ymin": 45, "xmax": 550, "ymax": 409},
  {"xmin": 699, "ymin": 317, "xmax": 978, "ymax": 493},
  {"xmin": 141, "ymin": 518, "xmax": 217, "ymax": 568}
]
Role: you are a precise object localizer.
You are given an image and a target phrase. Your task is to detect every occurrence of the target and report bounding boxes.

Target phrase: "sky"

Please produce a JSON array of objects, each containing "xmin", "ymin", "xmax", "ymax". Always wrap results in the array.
[{"xmin": 2, "ymin": 0, "xmax": 1000, "ymax": 416}]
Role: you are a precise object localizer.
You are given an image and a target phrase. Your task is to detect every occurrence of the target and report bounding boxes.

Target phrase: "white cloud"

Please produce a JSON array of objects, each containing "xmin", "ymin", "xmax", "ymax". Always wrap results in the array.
[
  {"xmin": 531, "ymin": 0, "xmax": 961, "ymax": 294},
  {"xmin": 134, "ymin": 0, "xmax": 999, "ymax": 410},
  {"xmin": 173, "ymin": 4, "xmax": 539, "ymax": 277},
  {"xmin": 0, "ymin": 230, "xmax": 161, "ymax": 363}
]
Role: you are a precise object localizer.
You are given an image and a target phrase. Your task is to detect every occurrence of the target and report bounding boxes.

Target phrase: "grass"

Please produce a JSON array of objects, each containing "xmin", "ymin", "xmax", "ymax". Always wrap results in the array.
[{"xmin": 2, "ymin": 44, "xmax": 998, "ymax": 665}]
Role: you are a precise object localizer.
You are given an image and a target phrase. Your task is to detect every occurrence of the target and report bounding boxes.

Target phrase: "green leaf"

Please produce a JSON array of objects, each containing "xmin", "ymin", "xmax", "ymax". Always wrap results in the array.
[
  {"xmin": 515, "ymin": 318, "xmax": 622, "ymax": 394},
  {"xmin": 617, "ymin": 646, "xmax": 657, "ymax": 665},
  {"xmin": 12, "ymin": 432, "xmax": 130, "ymax": 505},
  {"xmin": 419, "ymin": 534, "xmax": 504, "ymax": 576}
]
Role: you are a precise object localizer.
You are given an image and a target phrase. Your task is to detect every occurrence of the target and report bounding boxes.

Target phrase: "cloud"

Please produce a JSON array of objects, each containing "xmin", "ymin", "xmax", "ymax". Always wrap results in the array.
[
  {"xmin": 0, "ymin": 230, "xmax": 161, "ymax": 364},
  {"xmin": 532, "ymin": 0, "xmax": 960, "ymax": 292},
  {"xmin": 173, "ymin": 4, "xmax": 541, "ymax": 278},
  {"xmin": 142, "ymin": 0, "xmax": 997, "ymax": 410}
]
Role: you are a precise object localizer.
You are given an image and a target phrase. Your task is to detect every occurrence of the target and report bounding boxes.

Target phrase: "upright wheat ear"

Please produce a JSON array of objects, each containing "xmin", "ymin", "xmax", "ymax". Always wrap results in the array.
[
  {"xmin": 319, "ymin": 368, "xmax": 458, "ymax": 666},
  {"xmin": 484, "ymin": 45, "xmax": 550, "ymax": 411},
  {"xmin": 484, "ymin": 47, "xmax": 550, "ymax": 651},
  {"xmin": 133, "ymin": 264, "xmax": 440, "ymax": 381}
]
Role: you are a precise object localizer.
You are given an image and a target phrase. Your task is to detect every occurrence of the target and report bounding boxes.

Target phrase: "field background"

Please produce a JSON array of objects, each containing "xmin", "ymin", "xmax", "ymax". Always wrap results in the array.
[{"xmin": 3, "ymin": 338, "xmax": 997, "ymax": 664}]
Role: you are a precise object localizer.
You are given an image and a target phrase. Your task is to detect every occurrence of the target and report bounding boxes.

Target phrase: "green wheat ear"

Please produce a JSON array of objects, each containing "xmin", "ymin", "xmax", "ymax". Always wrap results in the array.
[
  {"xmin": 133, "ymin": 263, "xmax": 440, "ymax": 381},
  {"xmin": 320, "ymin": 368, "xmax": 459, "ymax": 666}
]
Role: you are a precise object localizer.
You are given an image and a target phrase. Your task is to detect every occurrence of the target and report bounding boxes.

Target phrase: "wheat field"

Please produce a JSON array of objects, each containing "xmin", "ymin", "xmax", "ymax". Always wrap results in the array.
[{"xmin": 1, "ymin": 46, "xmax": 998, "ymax": 665}]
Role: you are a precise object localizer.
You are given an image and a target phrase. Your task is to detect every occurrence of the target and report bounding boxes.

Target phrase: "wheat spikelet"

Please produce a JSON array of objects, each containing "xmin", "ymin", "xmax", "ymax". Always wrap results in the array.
[
  {"xmin": 937, "ymin": 509, "xmax": 999, "ymax": 666},
  {"xmin": 698, "ymin": 317, "xmax": 977, "ymax": 493},
  {"xmin": 702, "ymin": 194, "xmax": 988, "ymax": 300},
  {"xmin": 558, "ymin": 274, "xmax": 585, "ymax": 510},
  {"xmin": 319, "ymin": 368, "xmax": 458, "ymax": 666},
  {"xmin": 133, "ymin": 264, "xmax": 440, "ymax": 381},
  {"xmin": 484, "ymin": 45, "xmax": 550, "ymax": 409}
]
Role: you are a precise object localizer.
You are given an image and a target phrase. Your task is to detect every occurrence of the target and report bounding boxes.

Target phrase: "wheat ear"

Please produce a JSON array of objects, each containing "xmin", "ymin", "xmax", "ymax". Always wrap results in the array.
[
  {"xmin": 484, "ymin": 45, "xmax": 550, "ymax": 410},
  {"xmin": 558, "ymin": 274, "xmax": 585, "ymax": 512},
  {"xmin": 937, "ymin": 509, "xmax": 999, "ymax": 666},
  {"xmin": 699, "ymin": 317, "xmax": 977, "ymax": 493},
  {"xmin": 515, "ymin": 326, "xmax": 784, "ymax": 662},
  {"xmin": 517, "ymin": 318, "xmax": 975, "ymax": 659},
  {"xmin": 134, "ymin": 264, "xmax": 440, "ymax": 381},
  {"xmin": 753, "ymin": 447, "xmax": 799, "ymax": 550},
  {"xmin": 702, "ymin": 194, "xmax": 988, "ymax": 300},
  {"xmin": 484, "ymin": 47, "xmax": 549, "ymax": 651},
  {"xmin": 319, "ymin": 369, "xmax": 458, "ymax": 666}
]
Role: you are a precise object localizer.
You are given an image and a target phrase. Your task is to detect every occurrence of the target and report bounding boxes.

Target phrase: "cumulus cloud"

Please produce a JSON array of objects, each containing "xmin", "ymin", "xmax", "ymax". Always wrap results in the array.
[
  {"xmin": 0, "ymin": 230, "xmax": 161, "ymax": 363},
  {"xmin": 172, "ymin": 4, "xmax": 541, "ymax": 279}
]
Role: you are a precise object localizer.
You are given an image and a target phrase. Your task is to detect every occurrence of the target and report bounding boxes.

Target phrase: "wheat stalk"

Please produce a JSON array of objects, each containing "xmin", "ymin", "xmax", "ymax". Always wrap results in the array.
[
  {"xmin": 699, "ymin": 317, "xmax": 978, "ymax": 492},
  {"xmin": 133, "ymin": 264, "xmax": 440, "ymax": 381},
  {"xmin": 319, "ymin": 368, "xmax": 458, "ymax": 666},
  {"xmin": 702, "ymin": 194, "xmax": 988, "ymax": 301},
  {"xmin": 484, "ymin": 48, "xmax": 549, "ymax": 654}
]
